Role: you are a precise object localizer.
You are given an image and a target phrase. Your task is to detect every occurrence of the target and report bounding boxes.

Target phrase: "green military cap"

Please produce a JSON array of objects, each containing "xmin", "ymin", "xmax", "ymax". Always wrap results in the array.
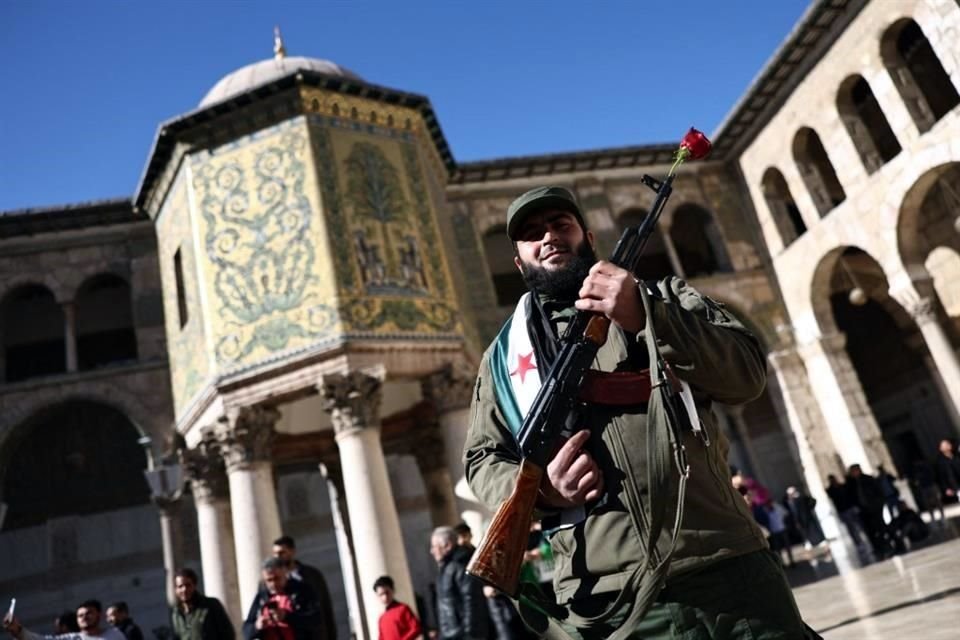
[{"xmin": 506, "ymin": 185, "xmax": 586, "ymax": 240}]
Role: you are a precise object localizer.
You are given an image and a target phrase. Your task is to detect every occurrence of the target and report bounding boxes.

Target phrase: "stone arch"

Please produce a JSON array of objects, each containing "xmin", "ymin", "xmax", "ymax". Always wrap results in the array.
[
  {"xmin": 75, "ymin": 272, "xmax": 138, "ymax": 370},
  {"xmin": 1, "ymin": 283, "xmax": 66, "ymax": 383},
  {"xmin": 0, "ymin": 385, "xmax": 161, "ymax": 460},
  {"xmin": 792, "ymin": 127, "xmax": 846, "ymax": 217},
  {"xmin": 897, "ymin": 161, "xmax": 960, "ymax": 271},
  {"xmin": 481, "ymin": 224, "xmax": 525, "ymax": 307},
  {"xmin": 836, "ymin": 74, "xmax": 902, "ymax": 173},
  {"xmin": 669, "ymin": 203, "xmax": 731, "ymax": 277},
  {"xmin": 0, "ymin": 399, "xmax": 150, "ymax": 530},
  {"xmin": 616, "ymin": 208, "xmax": 674, "ymax": 280},
  {"xmin": 0, "ymin": 273, "xmax": 68, "ymax": 304},
  {"xmin": 761, "ymin": 167, "xmax": 806, "ymax": 248},
  {"xmin": 880, "ymin": 18, "xmax": 960, "ymax": 134},
  {"xmin": 810, "ymin": 246, "xmax": 955, "ymax": 473}
]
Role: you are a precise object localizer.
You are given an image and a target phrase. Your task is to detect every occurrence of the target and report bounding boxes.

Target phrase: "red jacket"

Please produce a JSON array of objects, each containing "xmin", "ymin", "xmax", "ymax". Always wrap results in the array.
[{"xmin": 378, "ymin": 601, "xmax": 421, "ymax": 640}]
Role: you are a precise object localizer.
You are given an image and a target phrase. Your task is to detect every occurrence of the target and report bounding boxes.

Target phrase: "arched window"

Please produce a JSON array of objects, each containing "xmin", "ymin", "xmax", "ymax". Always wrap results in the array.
[
  {"xmin": 1, "ymin": 401, "xmax": 150, "ymax": 530},
  {"xmin": 483, "ymin": 226, "xmax": 526, "ymax": 307},
  {"xmin": 1, "ymin": 284, "xmax": 65, "ymax": 383},
  {"xmin": 669, "ymin": 205, "xmax": 731, "ymax": 277},
  {"xmin": 837, "ymin": 75, "xmax": 902, "ymax": 173},
  {"xmin": 618, "ymin": 209, "xmax": 674, "ymax": 281},
  {"xmin": 881, "ymin": 19, "xmax": 960, "ymax": 133},
  {"xmin": 793, "ymin": 127, "xmax": 846, "ymax": 216},
  {"xmin": 75, "ymin": 274, "xmax": 138, "ymax": 370},
  {"xmin": 761, "ymin": 168, "xmax": 807, "ymax": 247}
]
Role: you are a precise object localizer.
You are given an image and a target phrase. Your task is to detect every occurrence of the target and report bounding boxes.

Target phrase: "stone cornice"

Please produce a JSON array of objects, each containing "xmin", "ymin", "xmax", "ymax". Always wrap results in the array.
[
  {"xmin": 710, "ymin": 0, "xmax": 868, "ymax": 158},
  {"xmin": 0, "ymin": 198, "xmax": 146, "ymax": 239}
]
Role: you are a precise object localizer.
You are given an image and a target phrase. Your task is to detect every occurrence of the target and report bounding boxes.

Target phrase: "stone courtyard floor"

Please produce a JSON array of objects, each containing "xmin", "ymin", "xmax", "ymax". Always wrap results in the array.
[{"xmin": 790, "ymin": 506, "xmax": 960, "ymax": 639}]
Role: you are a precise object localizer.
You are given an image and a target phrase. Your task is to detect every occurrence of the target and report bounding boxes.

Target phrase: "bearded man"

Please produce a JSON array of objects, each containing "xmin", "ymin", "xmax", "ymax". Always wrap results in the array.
[{"xmin": 463, "ymin": 186, "xmax": 817, "ymax": 639}]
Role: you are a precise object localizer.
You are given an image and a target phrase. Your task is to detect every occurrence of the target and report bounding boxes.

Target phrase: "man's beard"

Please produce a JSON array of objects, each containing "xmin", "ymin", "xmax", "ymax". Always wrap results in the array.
[{"xmin": 518, "ymin": 240, "xmax": 597, "ymax": 300}]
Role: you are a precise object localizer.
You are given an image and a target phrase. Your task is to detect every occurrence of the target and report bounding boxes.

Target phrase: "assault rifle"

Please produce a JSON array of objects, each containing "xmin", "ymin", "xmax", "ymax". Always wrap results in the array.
[{"xmin": 465, "ymin": 129, "xmax": 711, "ymax": 596}]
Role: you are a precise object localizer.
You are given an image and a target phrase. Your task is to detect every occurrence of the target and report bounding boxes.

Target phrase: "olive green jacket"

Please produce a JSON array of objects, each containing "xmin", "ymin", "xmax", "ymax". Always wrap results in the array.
[{"xmin": 463, "ymin": 277, "xmax": 768, "ymax": 606}]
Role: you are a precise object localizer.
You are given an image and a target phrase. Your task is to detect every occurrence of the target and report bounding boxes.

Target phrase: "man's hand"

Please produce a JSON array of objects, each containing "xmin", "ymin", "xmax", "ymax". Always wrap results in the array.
[
  {"xmin": 3, "ymin": 614, "xmax": 23, "ymax": 639},
  {"xmin": 574, "ymin": 261, "xmax": 644, "ymax": 333},
  {"xmin": 540, "ymin": 430, "xmax": 604, "ymax": 508}
]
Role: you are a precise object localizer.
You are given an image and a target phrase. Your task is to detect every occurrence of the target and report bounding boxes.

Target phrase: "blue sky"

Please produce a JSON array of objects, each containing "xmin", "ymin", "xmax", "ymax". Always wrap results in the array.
[{"xmin": 0, "ymin": 0, "xmax": 810, "ymax": 211}]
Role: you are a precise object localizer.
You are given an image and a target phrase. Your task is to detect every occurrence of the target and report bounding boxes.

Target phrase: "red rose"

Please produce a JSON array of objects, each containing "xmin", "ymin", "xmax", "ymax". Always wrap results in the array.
[{"xmin": 679, "ymin": 127, "xmax": 711, "ymax": 160}]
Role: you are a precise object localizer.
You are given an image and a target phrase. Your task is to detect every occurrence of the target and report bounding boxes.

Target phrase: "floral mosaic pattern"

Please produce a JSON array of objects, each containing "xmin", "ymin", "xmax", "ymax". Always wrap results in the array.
[{"xmin": 191, "ymin": 122, "xmax": 338, "ymax": 366}]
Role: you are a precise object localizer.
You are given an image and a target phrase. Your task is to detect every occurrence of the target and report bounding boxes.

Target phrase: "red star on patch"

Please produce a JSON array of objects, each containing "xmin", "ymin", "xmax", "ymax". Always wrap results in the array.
[{"xmin": 510, "ymin": 351, "xmax": 537, "ymax": 384}]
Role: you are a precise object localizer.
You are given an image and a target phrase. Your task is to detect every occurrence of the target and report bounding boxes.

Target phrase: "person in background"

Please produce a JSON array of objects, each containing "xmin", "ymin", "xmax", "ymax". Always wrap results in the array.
[
  {"xmin": 373, "ymin": 576, "xmax": 422, "ymax": 640},
  {"xmin": 876, "ymin": 465, "xmax": 900, "ymax": 520},
  {"xmin": 53, "ymin": 614, "xmax": 79, "ymax": 636},
  {"xmin": 935, "ymin": 439, "xmax": 960, "ymax": 504},
  {"xmin": 764, "ymin": 500, "xmax": 794, "ymax": 568},
  {"xmin": 4, "ymin": 600, "xmax": 125, "ymax": 640},
  {"xmin": 846, "ymin": 464, "xmax": 893, "ymax": 559},
  {"xmin": 105, "ymin": 603, "xmax": 143, "ymax": 640},
  {"xmin": 430, "ymin": 526, "xmax": 487, "ymax": 640},
  {"xmin": 911, "ymin": 459, "xmax": 945, "ymax": 525},
  {"xmin": 272, "ymin": 536, "xmax": 336, "ymax": 640},
  {"xmin": 243, "ymin": 558, "xmax": 320, "ymax": 640},
  {"xmin": 784, "ymin": 486, "xmax": 825, "ymax": 549},
  {"xmin": 171, "ymin": 568, "xmax": 235, "ymax": 640}
]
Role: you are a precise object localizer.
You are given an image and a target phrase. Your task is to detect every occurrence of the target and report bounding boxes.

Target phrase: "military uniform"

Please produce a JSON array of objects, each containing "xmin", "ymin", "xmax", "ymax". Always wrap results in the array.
[{"xmin": 463, "ymin": 277, "xmax": 812, "ymax": 639}]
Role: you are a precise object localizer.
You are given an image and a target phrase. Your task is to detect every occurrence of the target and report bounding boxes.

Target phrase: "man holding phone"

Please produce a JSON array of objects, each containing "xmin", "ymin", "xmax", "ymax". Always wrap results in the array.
[
  {"xmin": 242, "ymin": 558, "xmax": 320, "ymax": 640},
  {"xmin": 4, "ymin": 600, "xmax": 125, "ymax": 640}
]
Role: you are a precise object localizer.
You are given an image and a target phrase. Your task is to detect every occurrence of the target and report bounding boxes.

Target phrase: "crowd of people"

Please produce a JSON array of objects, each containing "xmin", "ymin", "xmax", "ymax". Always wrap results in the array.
[
  {"xmin": 729, "ymin": 436, "xmax": 960, "ymax": 568},
  {"xmin": 375, "ymin": 521, "xmax": 552, "ymax": 640},
  {"xmin": 2, "ymin": 536, "xmax": 335, "ymax": 640}
]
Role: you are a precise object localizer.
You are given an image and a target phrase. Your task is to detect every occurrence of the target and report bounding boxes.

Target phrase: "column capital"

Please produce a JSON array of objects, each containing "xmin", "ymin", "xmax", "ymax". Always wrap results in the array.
[
  {"xmin": 182, "ymin": 430, "xmax": 230, "ymax": 503},
  {"xmin": 887, "ymin": 274, "xmax": 938, "ymax": 326},
  {"xmin": 421, "ymin": 363, "xmax": 475, "ymax": 413},
  {"xmin": 319, "ymin": 367, "xmax": 385, "ymax": 437},
  {"xmin": 214, "ymin": 405, "xmax": 281, "ymax": 472},
  {"xmin": 903, "ymin": 295, "xmax": 937, "ymax": 326}
]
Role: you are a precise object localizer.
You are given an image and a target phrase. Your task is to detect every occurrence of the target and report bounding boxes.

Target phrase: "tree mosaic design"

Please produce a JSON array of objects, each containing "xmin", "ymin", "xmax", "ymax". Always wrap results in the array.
[
  {"xmin": 193, "ymin": 129, "xmax": 336, "ymax": 366},
  {"xmin": 344, "ymin": 142, "xmax": 428, "ymax": 293},
  {"xmin": 307, "ymin": 119, "xmax": 460, "ymax": 335}
]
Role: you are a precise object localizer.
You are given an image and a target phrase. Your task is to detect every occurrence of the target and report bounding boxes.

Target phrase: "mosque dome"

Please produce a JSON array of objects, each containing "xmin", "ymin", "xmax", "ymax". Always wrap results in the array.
[{"xmin": 198, "ymin": 29, "xmax": 362, "ymax": 108}]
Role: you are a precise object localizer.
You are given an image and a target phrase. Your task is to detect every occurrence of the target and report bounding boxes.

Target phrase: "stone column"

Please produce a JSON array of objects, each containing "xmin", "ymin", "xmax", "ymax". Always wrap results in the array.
[
  {"xmin": 319, "ymin": 461, "xmax": 367, "ymax": 640},
  {"xmin": 215, "ymin": 405, "xmax": 283, "ymax": 610},
  {"xmin": 768, "ymin": 348, "xmax": 859, "ymax": 572},
  {"xmin": 890, "ymin": 289, "xmax": 960, "ymax": 427},
  {"xmin": 797, "ymin": 333, "xmax": 894, "ymax": 473},
  {"xmin": 63, "ymin": 301, "xmax": 78, "ymax": 372},
  {"xmin": 421, "ymin": 364, "xmax": 489, "ymax": 530},
  {"xmin": 182, "ymin": 432, "xmax": 242, "ymax": 628},
  {"xmin": 155, "ymin": 497, "xmax": 185, "ymax": 607},
  {"xmin": 319, "ymin": 367, "xmax": 414, "ymax": 638}
]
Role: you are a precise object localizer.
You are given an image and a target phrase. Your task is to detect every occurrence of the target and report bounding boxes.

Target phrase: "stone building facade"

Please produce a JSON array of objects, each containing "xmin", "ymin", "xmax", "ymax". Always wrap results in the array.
[{"xmin": 0, "ymin": 1, "xmax": 957, "ymax": 638}]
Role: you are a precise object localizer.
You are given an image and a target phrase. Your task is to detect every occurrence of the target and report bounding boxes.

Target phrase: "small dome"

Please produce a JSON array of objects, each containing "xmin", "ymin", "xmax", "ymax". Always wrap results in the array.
[{"xmin": 199, "ymin": 56, "xmax": 362, "ymax": 107}]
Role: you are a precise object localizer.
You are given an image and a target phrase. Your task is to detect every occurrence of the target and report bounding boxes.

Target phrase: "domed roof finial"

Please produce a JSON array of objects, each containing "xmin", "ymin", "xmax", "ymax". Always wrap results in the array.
[{"xmin": 273, "ymin": 25, "xmax": 287, "ymax": 60}]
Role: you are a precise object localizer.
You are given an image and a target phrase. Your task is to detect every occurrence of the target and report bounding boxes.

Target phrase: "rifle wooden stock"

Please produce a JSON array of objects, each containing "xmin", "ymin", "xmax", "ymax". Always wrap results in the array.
[
  {"xmin": 466, "ymin": 458, "xmax": 544, "ymax": 596},
  {"xmin": 584, "ymin": 314, "xmax": 611, "ymax": 345}
]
